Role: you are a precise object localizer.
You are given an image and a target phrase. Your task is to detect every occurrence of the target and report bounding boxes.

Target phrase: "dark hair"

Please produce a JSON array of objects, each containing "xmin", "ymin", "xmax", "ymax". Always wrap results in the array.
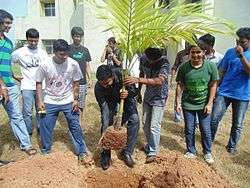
[
  {"xmin": 236, "ymin": 27, "xmax": 250, "ymax": 40},
  {"xmin": 108, "ymin": 37, "xmax": 116, "ymax": 44},
  {"xmin": 53, "ymin": 39, "xmax": 70, "ymax": 52},
  {"xmin": 145, "ymin": 47, "xmax": 163, "ymax": 61},
  {"xmin": 199, "ymin": 34, "xmax": 215, "ymax": 47},
  {"xmin": 26, "ymin": 28, "xmax": 39, "ymax": 39},
  {"xmin": 0, "ymin": 9, "xmax": 13, "ymax": 23},
  {"xmin": 96, "ymin": 65, "xmax": 113, "ymax": 81},
  {"xmin": 71, "ymin": 26, "xmax": 84, "ymax": 37}
]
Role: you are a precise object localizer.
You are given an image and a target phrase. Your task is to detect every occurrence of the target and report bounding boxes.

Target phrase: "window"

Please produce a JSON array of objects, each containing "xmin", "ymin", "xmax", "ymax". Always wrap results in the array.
[
  {"xmin": 44, "ymin": 3, "xmax": 55, "ymax": 16},
  {"xmin": 42, "ymin": 40, "xmax": 56, "ymax": 54}
]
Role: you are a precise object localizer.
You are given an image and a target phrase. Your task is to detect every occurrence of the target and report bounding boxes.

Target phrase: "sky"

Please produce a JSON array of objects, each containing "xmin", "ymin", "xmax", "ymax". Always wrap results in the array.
[{"xmin": 1, "ymin": 0, "xmax": 27, "ymax": 40}]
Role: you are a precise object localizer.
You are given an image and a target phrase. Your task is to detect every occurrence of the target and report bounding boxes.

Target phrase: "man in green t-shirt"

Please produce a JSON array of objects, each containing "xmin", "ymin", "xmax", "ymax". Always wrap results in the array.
[{"xmin": 175, "ymin": 45, "xmax": 219, "ymax": 164}]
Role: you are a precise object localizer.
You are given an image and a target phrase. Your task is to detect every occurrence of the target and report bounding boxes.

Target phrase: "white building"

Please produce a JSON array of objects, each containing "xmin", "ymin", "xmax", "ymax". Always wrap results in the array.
[{"xmin": 14, "ymin": 0, "xmax": 250, "ymax": 69}]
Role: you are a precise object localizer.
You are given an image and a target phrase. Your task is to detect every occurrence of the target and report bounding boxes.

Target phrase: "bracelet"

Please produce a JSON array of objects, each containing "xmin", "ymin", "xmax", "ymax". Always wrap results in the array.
[{"xmin": 238, "ymin": 53, "xmax": 244, "ymax": 59}]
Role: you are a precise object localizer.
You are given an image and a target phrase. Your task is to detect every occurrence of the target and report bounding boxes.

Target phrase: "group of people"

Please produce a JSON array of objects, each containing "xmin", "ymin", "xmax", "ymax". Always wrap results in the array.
[{"xmin": 0, "ymin": 9, "xmax": 249, "ymax": 170}]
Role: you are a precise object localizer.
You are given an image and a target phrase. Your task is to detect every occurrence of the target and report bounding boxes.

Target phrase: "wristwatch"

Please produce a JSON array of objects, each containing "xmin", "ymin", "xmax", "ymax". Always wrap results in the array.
[{"xmin": 238, "ymin": 53, "xmax": 244, "ymax": 59}]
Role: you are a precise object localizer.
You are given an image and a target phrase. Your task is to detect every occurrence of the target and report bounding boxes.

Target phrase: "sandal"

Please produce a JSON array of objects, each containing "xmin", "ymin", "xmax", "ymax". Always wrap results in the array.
[{"xmin": 25, "ymin": 148, "xmax": 37, "ymax": 156}]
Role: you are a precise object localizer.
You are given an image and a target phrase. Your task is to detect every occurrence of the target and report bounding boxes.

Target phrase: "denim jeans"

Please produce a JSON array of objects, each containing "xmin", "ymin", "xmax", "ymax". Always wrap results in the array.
[
  {"xmin": 2, "ymin": 85, "xmax": 32, "ymax": 150},
  {"xmin": 143, "ymin": 102, "xmax": 165, "ymax": 156},
  {"xmin": 39, "ymin": 103, "xmax": 87, "ymax": 155},
  {"xmin": 182, "ymin": 109, "xmax": 212, "ymax": 154},
  {"xmin": 211, "ymin": 95, "xmax": 249, "ymax": 151},
  {"xmin": 22, "ymin": 90, "xmax": 40, "ymax": 135},
  {"xmin": 100, "ymin": 100, "xmax": 139, "ymax": 155}
]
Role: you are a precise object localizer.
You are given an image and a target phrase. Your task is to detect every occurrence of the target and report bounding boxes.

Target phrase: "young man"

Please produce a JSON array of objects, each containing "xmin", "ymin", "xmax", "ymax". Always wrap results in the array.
[
  {"xmin": 0, "ymin": 77, "xmax": 10, "ymax": 166},
  {"xmin": 211, "ymin": 27, "xmax": 250, "ymax": 155},
  {"xmin": 198, "ymin": 33, "xmax": 223, "ymax": 66},
  {"xmin": 69, "ymin": 27, "xmax": 92, "ymax": 116},
  {"xmin": 175, "ymin": 44, "xmax": 219, "ymax": 164},
  {"xmin": 36, "ymin": 39, "xmax": 90, "ymax": 164},
  {"xmin": 124, "ymin": 47, "xmax": 170, "ymax": 163},
  {"xmin": 101, "ymin": 37, "xmax": 123, "ymax": 67},
  {"xmin": 0, "ymin": 9, "xmax": 36, "ymax": 155},
  {"xmin": 95, "ymin": 65, "xmax": 139, "ymax": 170},
  {"xmin": 170, "ymin": 42, "xmax": 191, "ymax": 122},
  {"xmin": 12, "ymin": 28, "xmax": 48, "ymax": 136}
]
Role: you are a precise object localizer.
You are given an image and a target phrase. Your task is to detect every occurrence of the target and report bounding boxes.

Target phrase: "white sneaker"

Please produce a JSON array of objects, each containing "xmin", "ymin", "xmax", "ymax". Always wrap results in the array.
[
  {"xmin": 204, "ymin": 153, "xmax": 214, "ymax": 164},
  {"xmin": 184, "ymin": 152, "xmax": 196, "ymax": 159}
]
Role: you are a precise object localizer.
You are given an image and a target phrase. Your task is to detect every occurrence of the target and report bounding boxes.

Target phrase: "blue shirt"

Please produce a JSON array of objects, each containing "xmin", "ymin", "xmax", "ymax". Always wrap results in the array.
[
  {"xmin": 218, "ymin": 48, "xmax": 250, "ymax": 101},
  {"xmin": 139, "ymin": 55, "xmax": 170, "ymax": 107}
]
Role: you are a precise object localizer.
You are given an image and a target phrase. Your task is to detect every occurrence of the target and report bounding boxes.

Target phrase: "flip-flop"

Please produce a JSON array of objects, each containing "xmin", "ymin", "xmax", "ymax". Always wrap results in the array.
[
  {"xmin": 0, "ymin": 160, "xmax": 14, "ymax": 167},
  {"xmin": 25, "ymin": 148, "xmax": 37, "ymax": 156}
]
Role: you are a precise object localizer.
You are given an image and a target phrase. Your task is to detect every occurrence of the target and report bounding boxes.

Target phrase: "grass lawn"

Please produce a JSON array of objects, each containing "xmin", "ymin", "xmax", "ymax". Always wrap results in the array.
[{"xmin": 0, "ymin": 82, "xmax": 249, "ymax": 188}]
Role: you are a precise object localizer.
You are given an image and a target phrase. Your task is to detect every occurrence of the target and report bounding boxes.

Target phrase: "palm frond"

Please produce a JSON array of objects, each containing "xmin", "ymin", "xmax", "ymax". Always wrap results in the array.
[{"xmin": 87, "ymin": 0, "xmax": 236, "ymax": 68}]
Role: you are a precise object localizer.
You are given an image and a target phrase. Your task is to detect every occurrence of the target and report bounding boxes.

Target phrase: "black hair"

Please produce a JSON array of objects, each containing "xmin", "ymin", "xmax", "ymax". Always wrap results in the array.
[
  {"xmin": 236, "ymin": 27, "xmax": 250, "ymax": 40},
  {"xmin": 96, "ymin": 64, "xmax": 113, "ymax": 81},
  {"xmin": 0, "ymin": 9, "xmax": 13, "ymax": 23},
  {"xmin": 53, "ymin": 39, "xmax": 70, "ymax": 52},
  {"xmin": 145, "ymin": 47, "xmax": 163, "ymax": 61},
  {"xmin": 71, "ymin": 26, "xmax": 84, "ymax": 37},
  {"xmin": 26, "ymin": 28, "xmax": 39, "ymax": 39},
  {"xmin": 108, "ymin": 37, "xmax": 116, "ymax": 44},
  {"xmin": 199, "ymin": 33, "xmax": 215, "ymax": 47}
]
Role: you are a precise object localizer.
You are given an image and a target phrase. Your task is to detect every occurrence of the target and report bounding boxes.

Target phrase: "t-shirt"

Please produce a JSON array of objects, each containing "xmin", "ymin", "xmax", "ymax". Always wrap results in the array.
[
  {"xmin": 176, "ymin": 60, "xmax": 219, "ymax": 110},
  {"xmin": 205, "ymin": 51, "xmax": 223, "ymax": 66},
  {"xmin": 0, "ymin": 36, "xmax": 15, "ymax": 87},
  {"xmin": 68, "ymin": 44, "xmax": 91, "ymax": 85},
  {"xmin": 172, "ymin": 49, "xmax": 190, "ymax": 71},
  {"xmin": 139, "ymin": 55, "xmax": 170, "ymax": 107},
  {"xmin": 11, "ymin": 46, "xmax": 48, "ymax": 90},
  {"xmin": 218, "ymin": 48, "xmax": 250, "ymax": 101},
  {"xmin": 36, "ymin": 57, "xmax": 83, "ymax": 105}
]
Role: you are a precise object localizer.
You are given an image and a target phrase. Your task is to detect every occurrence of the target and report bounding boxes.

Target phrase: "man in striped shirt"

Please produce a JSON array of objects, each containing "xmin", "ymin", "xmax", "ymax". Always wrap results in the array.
[{"xmin": 0, "ymin": 9, "xmax": 36, "ymax": 155}]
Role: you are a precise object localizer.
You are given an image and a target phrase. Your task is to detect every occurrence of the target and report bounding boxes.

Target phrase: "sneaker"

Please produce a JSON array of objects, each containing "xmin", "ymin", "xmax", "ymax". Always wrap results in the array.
[
  {"xmin": 226, "ymin": 147, "xmax": 238, "ymax": 155},
  {"xmin": 184, "ymin": 152, "xmax": 196, "ymax": 159},
  {"xmin": 204, "ymin": 153, "xmax": 214, "ymax": 164},
  {"xmin": 145, "ymin": 155, "xmax": 156, "ymax": 164},
  {"xmin": 78, "ymin": 153, "xmax": 93, "ymax": 167}
]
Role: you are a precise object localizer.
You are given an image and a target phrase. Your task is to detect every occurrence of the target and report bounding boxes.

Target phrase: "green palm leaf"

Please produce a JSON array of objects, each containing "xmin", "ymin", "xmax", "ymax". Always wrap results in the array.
[{"xmin": 88, "ymin": 0, "xmax": 235, "ymax": 69}]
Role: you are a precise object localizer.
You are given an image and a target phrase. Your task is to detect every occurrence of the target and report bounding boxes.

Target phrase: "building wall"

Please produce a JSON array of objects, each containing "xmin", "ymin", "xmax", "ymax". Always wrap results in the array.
[
  {"xmin": 14, "ymin": 0, "xmax": 83, "ymax": 51},
  {"xmin": 213, "ymin": 0, "xmax": 250, "ymax": 54}
]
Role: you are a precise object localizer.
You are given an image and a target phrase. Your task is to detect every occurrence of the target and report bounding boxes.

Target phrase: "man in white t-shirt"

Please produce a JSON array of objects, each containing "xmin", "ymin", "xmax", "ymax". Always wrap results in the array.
[
  {"xmin": 12, "ymin": 28, "xmax": 48, "ymax": 136},
  {"xmin": 36, "ymin": 39, "xmax": 91, "ymax": 165}
]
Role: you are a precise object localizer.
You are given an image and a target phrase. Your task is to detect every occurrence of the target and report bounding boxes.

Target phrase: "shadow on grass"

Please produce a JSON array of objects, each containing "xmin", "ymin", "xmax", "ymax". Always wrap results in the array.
[
  {"xmin": 0, "ymin": 122, "xmax": 20, "ymax": 157},
  {"xmin": 231, "ymin": 150, "xmax": 250, "ymax": 168}
]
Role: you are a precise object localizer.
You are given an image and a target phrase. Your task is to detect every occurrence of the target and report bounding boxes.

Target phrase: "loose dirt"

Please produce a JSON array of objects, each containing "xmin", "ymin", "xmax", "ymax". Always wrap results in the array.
[{"xmin": 0, "ymin": 151, "xmax": 231, "ymax": 188}]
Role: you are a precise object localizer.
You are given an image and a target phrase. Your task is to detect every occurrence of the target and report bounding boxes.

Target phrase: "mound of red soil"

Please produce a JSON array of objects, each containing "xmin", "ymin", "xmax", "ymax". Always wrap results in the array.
[
  {"xmin": 99, "ymin": 127, "xmax": 127, "ymax": 150},
  {"xmin": 0, "ymin": 151, "xmax": 231, "ymax": 188}
]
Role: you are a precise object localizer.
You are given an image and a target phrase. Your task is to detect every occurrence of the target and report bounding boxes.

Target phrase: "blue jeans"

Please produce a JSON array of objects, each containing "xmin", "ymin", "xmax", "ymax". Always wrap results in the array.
[
  {"xmin": 39, "ymin": 103, "xmax": 87, "ymax": 155},
  {"xmin": 2, "ymin": 85, "xmax": 32, "ymax": 150},
  {"xmin": 22, "ymin": 90, "xmax": 40, "ymax": 135},
  {"xmin": 143, "ymin": 102, "xmax": 165, "ymax": 156},
  {"xmin": 100, "ymin": 100, "xmax": 139, "ymax": 155},
  {"xmin": 183, "ymin": 109, "xmax": 212, "ymax": 154},
  {"xmin": 211, "ymin": 95, "xmax": 249, "ymax": 151}
]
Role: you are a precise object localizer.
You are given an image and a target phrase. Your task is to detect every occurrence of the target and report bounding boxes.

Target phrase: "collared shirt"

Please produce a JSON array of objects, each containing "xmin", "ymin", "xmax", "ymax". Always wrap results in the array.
[{"xmin": 139, "ymin": 55, "xmax": 170, "ymax": 107}]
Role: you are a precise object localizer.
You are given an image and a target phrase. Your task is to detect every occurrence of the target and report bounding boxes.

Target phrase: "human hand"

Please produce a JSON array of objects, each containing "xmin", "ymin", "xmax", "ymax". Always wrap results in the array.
[
  {"xmin": 235, "ymin": 45, "xmax": 243, "ymax": 56},
  {"xmin": 88, "ymin": 80, "xmax": 93, "ymax": 88},
  {"xmin": 0, "ymin": 88, "xmax": 9, "ymax": 104},
  {"xmin": 37, "ymin": 101, "xmax": 46, "ymax": 114},
  {"xmin": 72, "ymin": 100, "xmax": 80, "ymax": 112},
  {"xmin": 124, "ymin": 77, "xmax": 139, "ymax": 86},
  {"xmin": 175, "ymin": 102, "xmax": 182, "ymax": 114},
  {"xmin": 120, "ymin": 89, "xmax": 128, "ymax": 99},
  {"xmin": 204, "ymin": 103, "xmax": 213, "ymax": 115}
]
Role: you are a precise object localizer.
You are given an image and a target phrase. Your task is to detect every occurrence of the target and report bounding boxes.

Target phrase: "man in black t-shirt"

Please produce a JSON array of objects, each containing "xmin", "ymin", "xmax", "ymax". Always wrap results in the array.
[{"xmin": 68, "ymin": 27, "xmax": 92, "ymax": 155}]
